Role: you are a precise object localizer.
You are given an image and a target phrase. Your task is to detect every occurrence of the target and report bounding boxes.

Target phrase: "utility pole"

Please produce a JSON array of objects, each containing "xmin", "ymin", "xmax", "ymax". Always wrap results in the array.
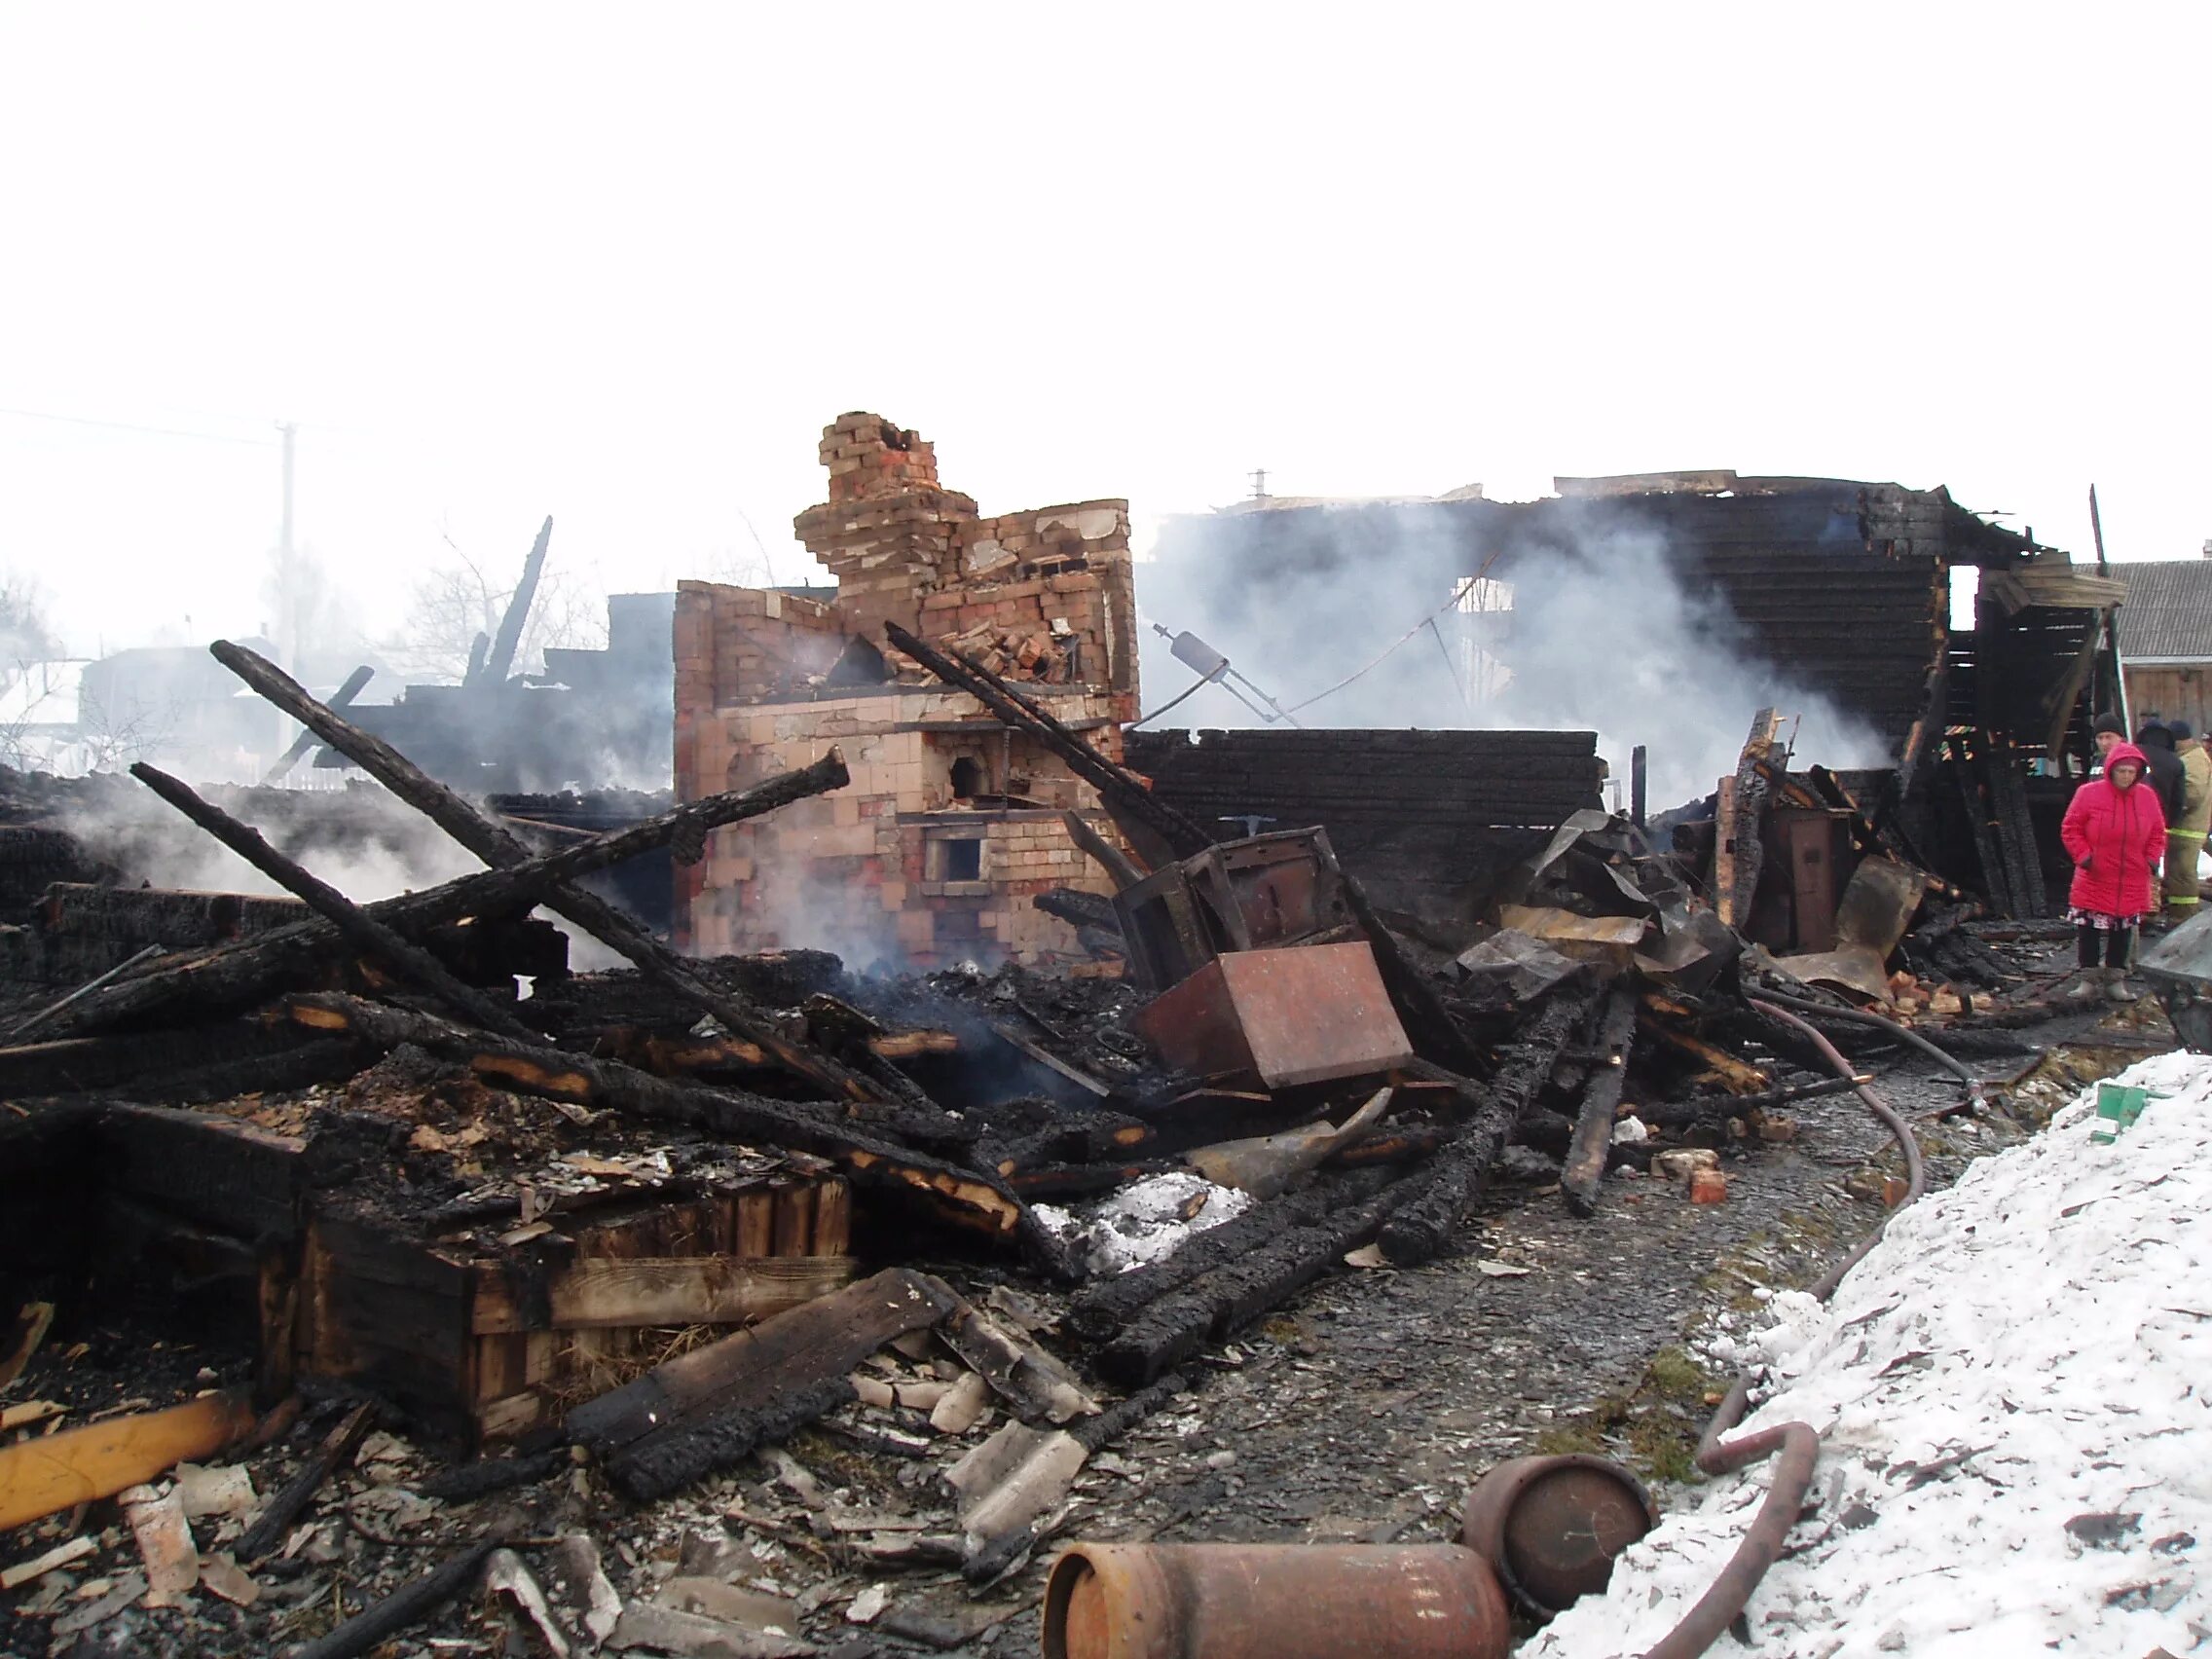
[{"xmin": 277, "ymin": 422, "xmax": 296, "ymax": 564}]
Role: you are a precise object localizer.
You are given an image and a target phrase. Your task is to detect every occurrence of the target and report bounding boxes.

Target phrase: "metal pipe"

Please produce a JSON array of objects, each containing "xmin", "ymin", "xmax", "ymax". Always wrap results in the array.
[{"xmin": 1042, "ymin": 1542, "xmax": 1510, "ymax": 1659}]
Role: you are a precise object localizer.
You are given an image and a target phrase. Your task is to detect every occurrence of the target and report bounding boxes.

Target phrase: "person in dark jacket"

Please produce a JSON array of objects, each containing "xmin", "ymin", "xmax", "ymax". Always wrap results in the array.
[
  {"xmin": 2136, "ymin": 720, "xmax": 2188, "ymax": 823},
  {"xmin": 2061, "ymin": 741, "xmax": 2167, "ymax": 1001}
]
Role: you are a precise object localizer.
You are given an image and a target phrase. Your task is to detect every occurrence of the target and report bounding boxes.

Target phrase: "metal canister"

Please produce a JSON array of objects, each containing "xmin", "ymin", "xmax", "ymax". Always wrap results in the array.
[
  {"xmin": 1459, "ymin": 1454, "xmax": 1657, "ymax": 1618},
  {"xmin": 1041, "ymin": 1541, "xmax": 1510, "ymax": 1659}
]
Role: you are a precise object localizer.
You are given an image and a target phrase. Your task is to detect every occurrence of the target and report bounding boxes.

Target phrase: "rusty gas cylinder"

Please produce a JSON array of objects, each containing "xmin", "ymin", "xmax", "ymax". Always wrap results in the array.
[
  {"xmin": 1459, "ymin": 1454, "xmax": 1657, "ymax": 1619},
  {"xmin": 1041, "ymin": 1540, "xmax": 1510, "ymax": 1659}
]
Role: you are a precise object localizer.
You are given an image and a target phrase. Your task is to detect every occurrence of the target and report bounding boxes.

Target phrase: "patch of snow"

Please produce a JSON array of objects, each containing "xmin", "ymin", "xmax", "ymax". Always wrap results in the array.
[
  {"xmin": 1032, "ymin": 1172, "xmax": 1253, "ymax": 1275},
  {"xmin": 1527, "ymin": 1051, "xmax": 2212, "ymax": 1659}
]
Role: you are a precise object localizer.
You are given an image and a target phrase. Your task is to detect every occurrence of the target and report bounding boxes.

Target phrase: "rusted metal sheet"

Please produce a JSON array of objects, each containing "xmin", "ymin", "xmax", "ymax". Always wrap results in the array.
[
  {"xmin": 1136, "ymin": 942, "xmax": 1414, "ymax": 1089},
  {"xmin": 1460, "ymin": 1454, "xmax": 1656, "ymax": 1619},
  {"xmin": 1042, "ymin": 1541, "xmax": 1509, "ymax": 1659}
]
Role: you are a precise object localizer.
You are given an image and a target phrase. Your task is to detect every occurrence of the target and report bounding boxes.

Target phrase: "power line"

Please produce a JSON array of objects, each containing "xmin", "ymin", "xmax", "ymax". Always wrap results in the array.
[{"xmin": 0, "ymin": 405, "xmax": 276, "ymax": 447}]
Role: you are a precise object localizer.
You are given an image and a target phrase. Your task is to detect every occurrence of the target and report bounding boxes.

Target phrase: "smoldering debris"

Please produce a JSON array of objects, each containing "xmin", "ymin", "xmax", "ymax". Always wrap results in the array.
[{"xmin": 0, "ymin": 454, "xmax": 2158, "ymax": 1657}]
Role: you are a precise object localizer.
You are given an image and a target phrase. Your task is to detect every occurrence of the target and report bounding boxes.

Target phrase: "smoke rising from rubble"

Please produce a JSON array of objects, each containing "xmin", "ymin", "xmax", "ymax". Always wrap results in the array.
[
  {"xmin": 55, "ymin": 783, "xmax": 486, "ymax": 907},
  {"xmin": 1137, "ymin": 504, "xmax": 1894, "ymax": 810},
  {"xmin": 748, "ymin": 861, "xmax": 903, "ymax": 975}
]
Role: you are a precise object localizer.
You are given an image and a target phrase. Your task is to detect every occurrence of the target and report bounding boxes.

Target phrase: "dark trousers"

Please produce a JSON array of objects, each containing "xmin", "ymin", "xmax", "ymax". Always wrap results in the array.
[{"xmin": 2078, "ymin": 922, "xmax": 2135, "ymax": 970}]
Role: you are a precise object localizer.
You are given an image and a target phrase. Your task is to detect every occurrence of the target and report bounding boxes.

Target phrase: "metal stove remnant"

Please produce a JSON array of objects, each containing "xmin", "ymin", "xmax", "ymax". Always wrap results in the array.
[{"xmin": 1112, "ymin": 826, "xmax": 1353, "ymax": 992}]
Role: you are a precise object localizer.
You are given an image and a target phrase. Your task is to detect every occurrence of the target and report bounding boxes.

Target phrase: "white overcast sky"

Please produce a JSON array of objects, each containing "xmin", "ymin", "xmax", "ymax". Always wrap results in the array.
[{"xmin": 2, "ymin": 4, "xmax": 2205, "ymax": 660}]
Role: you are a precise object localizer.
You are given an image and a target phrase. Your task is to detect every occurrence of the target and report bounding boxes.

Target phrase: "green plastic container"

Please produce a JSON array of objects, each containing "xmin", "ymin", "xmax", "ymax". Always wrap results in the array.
[{"xmin": 2090, "ymin": 1083, "xmax": 2159, "ymax": 1143}]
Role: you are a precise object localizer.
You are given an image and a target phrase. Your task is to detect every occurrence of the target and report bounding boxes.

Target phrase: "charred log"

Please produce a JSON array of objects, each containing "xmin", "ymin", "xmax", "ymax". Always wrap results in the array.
[{"xmin": 1377, "ymin": 983, "xmax": 1597, "ymax": 1266}]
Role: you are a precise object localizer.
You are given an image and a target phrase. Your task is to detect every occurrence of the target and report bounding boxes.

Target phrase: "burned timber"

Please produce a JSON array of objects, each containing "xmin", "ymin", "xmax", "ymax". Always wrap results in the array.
[{"xmin": 0, "ymin": 418, "xmax": 2183, "ymax": 1659}]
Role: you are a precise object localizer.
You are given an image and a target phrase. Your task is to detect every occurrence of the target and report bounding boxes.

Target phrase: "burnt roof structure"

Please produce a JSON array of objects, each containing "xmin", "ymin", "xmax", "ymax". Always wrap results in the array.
[{"xmin": 1155, "ymin": 471, "xmax": 2119, "ymax": 772}]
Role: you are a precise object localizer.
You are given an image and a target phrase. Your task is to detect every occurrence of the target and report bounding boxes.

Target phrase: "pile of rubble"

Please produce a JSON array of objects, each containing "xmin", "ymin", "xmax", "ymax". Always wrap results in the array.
[{"xmin": 0, "ymin": 637, "xmax": 2169, "ymax": 1658}]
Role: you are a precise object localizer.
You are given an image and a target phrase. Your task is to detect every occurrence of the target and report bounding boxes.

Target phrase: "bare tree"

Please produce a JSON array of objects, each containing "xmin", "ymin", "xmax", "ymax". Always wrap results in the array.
[
  {"xmin": 0, "ymin": 575, "xmax": 68, "ymax": 771},
  {"xmin": 0, "ymin": 573, "xmax": 60, "ymax": 684}
]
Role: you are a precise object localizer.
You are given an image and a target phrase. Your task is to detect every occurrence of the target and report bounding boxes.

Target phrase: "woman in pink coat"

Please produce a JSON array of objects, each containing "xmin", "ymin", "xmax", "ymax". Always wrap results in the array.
[{"xmin": 2060, "ymin": 741, "xmax": 2167, "ymax": 1001}]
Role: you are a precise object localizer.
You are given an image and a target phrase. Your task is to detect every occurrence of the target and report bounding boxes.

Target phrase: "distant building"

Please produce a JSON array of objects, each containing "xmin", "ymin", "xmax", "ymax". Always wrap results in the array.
[{"xmin": 2116, "ymin": 552, "xmax": 2212, "ymax": 733}]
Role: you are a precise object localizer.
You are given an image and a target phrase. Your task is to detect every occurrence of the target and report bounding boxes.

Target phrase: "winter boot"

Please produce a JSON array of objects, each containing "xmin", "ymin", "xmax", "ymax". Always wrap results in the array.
[
  {"xmin": 2107, "ymin": 970, "xmax": 2143, "ymax": 1004},
  {"xmin": 2067, "ymin": 967, "xmax": 2107, "ymax": 1002}
]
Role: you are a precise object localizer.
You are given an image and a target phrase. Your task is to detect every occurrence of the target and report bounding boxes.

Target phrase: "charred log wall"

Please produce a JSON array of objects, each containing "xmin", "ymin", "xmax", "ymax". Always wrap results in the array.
[{"xmin": 1124, "ymin": 728, "xmax": 1599, "ymax": 907}]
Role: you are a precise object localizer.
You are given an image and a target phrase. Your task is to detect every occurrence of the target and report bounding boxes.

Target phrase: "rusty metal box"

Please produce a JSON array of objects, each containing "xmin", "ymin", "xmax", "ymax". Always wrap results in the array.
[{"xmin": 1135, "ymin": 940, "xmax": 1414, "ymax": 1089}]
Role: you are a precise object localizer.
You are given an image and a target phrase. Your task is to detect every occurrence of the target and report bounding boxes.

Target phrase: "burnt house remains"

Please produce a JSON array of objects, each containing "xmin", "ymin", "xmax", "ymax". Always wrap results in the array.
[
  {"xmin": 1146, "ymin": 470, "xmax": 2125, "ymax": 927},
  {"xmin": 0, "ymin": 423, "xmax": 2181, "ymax": 1659}
]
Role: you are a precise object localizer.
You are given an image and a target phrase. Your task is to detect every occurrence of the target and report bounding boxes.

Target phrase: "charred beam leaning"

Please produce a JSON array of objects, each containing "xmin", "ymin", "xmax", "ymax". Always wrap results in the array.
[
  {"xmin": 885, "ymin": 621, "xmax": 1214, "ymax": 858},
  {"xmin": 129, "ymin": 763, "xmax": 538, "ymax": 1042},
  {"xmin": 261, "ymin": 663, "xmax": 372, "ymax": 784},
  {"xmin": 1059, "ymin": 808, "xmax": 1148, "ymax": 890},
  {"xmin": 474, "ymin": 515, "xmax": 553, "ymax": 687},
  {"xmin": 211, "ymin": 640, "xmax": 888, "ymax": 1106},
  {"xmin": 55, "ymin": 749, "xmax": 851, "ymax": 1038}
]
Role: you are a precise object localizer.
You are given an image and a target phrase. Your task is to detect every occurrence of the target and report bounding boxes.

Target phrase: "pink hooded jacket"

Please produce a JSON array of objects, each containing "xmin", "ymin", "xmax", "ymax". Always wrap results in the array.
[{"xmin": 2062, "ymin": 742, "xmax": 2167, "ymax": 916}]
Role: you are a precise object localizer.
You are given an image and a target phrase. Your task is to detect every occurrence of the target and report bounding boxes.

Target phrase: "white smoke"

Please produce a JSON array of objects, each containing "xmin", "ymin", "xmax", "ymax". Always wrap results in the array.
[{"xmin": 1136, "ymin": 503, "xmax": 1895, "ymax": 811}]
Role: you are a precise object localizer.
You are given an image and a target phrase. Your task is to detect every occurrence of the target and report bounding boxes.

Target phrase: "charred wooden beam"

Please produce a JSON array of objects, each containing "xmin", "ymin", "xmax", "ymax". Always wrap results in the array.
[
  {"xmin": 1560, "ymin": 983, "xmax": 1640, "ymax": 1217},
  {"xmin": 477, "ymin": 516, "xmax": 553, "ymax": 687},
  {"xmin": 262, "ymin": 663, "xmax": 372, "ymax": 783},
  {"xmin": 1340, "ymin": 870, "xmax": 1489, "ymax": 1076},
  {"xmin": 213, "ymin": 639, "xmax": 888, "ymax": 1107},
  {"xmin": 1715, "ymin": 708, "xmax": 1783, "ymax": 929},
  {"xmin": 292, "ymin": 1540, "xmax": 497, "ymax": 1659},
  {"xmin": 1063, "ymin": 1167, "xmax": 1396, "ymax": 1344},
  {"xmin": 1035, "ymin": 886, "xmax": 1122, "ymax": 938},
  {"xmin": 1376, "ymin": 983, "xmax": 1597, "ymax": 1266},
  {"xmin": 55, "ymin": 750, "xmax": 851, "ymax": 1038},
  {"xmin": 568, "ymin": 1268, "xmax": 960, "ymax": 1500},
  {"xmin": 1095, "ymin": 1178, "xmax": 1413, "ymax": 1385},
  {"xmin": 885, "ymin": 621, "xmax": 1213, "ymax": 857},
  {"xmin": 1059, "ymin": 809, "xmax": 1147, "ymax": 889},
  {"xmin": 284, "ymin": 993, "xmax": 1029, "ymax": 1242},
  {"xmin": 237, "ymin": 1402, "xmax": 374, "ymax": 1563},
  {"xmin": 0, "ymin": 1023, "xmax": 357, "ymax": 1102},
  {"xmin": 130, "ymin": 762, "xmax": 537, "ymax": 1040}
]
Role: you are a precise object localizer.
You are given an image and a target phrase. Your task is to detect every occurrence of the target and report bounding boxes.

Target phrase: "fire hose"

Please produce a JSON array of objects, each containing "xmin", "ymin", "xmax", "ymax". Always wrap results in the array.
[
  {"xmin": 1751, "ymin": 985, "xmax": 1989, "ymax": 1115},
  {"xmin": 1635, "ymin": 1000, "xmax": 1927, "ymax": 1659}
]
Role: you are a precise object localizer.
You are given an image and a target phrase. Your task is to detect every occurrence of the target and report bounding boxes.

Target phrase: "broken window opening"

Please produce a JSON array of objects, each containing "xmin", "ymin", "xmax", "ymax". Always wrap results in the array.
[
  {"xmin": 926, "ymin": 834, "xmax": 984, "ymax": 882},
  {"xmin": 950, "ymin": 756, "xmax": 985, "ymax": 799}
]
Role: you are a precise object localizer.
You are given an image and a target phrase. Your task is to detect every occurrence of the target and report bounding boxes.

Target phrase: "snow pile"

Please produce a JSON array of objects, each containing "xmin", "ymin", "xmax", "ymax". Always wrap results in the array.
[
  {"xmin": 1528, "ymin": 1051, "xmax": 2212, "ymax": 1658},
  {"xmin": 1033, "ymin": 1172, "xmax": 1253, "ymax": 1275}
]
